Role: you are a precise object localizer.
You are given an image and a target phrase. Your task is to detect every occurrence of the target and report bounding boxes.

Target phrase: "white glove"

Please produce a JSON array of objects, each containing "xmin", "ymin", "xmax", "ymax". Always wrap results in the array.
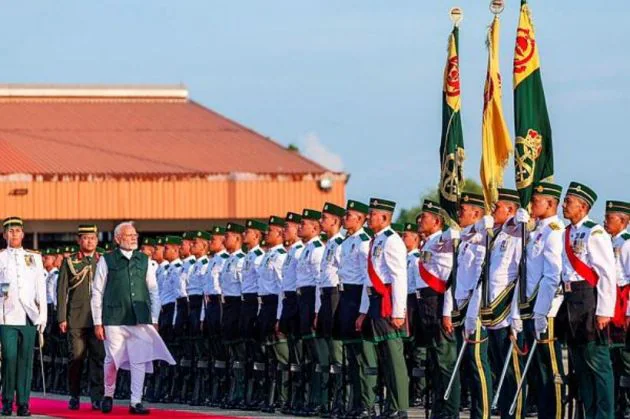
[
  {"xmin": 510, "ymin": 318, "xmax": 523, "ymax": 337},
  {"xmin": 482, "ymin": 215, "xmax": 494, "ymax": 230},
  {"xmin": 534, "ymin": 315, "xmax": 548, "ymax": 339},
  {"xmin": 515, "ymin": 208, "xmax": 530, "ymax": 224},
  {"xmin": 37, "ymin": 323, "xmax": 46, "ymax": 334},
  {"xmin": 464, "ymin": 317, "xmax": 477, "ymax": 337}
]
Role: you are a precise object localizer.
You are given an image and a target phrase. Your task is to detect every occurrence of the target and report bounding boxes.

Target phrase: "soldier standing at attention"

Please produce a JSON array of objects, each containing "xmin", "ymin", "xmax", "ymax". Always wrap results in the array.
[{"xmin": 57, "ymin": 225, "xmax": 105, "ymax": 411}]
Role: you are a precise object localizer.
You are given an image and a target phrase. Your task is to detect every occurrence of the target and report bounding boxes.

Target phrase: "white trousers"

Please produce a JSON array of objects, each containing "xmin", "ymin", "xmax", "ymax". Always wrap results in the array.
[{"xmin": 104, "ymin": 354, "xmax": 146, "ymax": 405}]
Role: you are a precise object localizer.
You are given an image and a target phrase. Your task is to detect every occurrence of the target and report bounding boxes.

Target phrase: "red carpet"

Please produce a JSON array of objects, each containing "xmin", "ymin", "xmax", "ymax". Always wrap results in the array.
[{"xmin": 30, "ymin": 398, "xmax": 247, "ymax": 418}]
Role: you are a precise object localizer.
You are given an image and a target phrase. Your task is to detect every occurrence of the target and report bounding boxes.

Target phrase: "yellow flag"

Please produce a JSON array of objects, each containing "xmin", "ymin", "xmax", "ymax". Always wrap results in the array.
[{"xmin": 480, "ymin": 16, "xmax": 512, "ymax": 210}]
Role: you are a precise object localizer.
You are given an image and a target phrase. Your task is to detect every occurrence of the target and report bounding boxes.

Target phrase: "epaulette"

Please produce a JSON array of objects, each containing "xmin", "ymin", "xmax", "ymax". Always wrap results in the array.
[
  {"xmin": 583, "ymin": 220, "xmax": 597, "ymax": 229},
  {"xmin": 622, "ymin": 233, "xmax": 630, "ymax": 241},
  {"xmin": 220, "ymin": 253, "xmax": 230, "ymax": 259},
  {"xmin": 359, "ymin": 233, "xmax": 370, "ymax": 242},
  {"xmin": 296, "ymin": 244, "xmax": 304, "ymax": 249},
  {"xmin": 549, "ymin": 222, "xmax": 562, "ymax": 231},
  {"xmin": 174, "ymin": 262, "xmax": 182, "ymax": 268},
  {"xmin": 313, "ymin": 240, "xmax": 323, "ymax": 248},
  {"xmin": 201, "ymin": 259, "xmax": 209, "ymax": 265},
  {"xmin": 383, "ymin": 230, "xmax": 394, "ymax": 237},
  {"xmin": 27, "ymin": 249, "xmax": 41, "ymax": 254},
  {"xmin": 254, "ymin": 248, "xmax": 264, "ymax": 256},
  {"xmin": 277, "ymin": 248, "xmax": 287, "ymax": 254},
  {"xmin": 591, "ymin": 229, "xmax": 604, "ymax": 236},
  {"xmin": 236, "ymin": 252, "xmax": 245, "ymax": 259},
  {"xmin": 334, "ymin": 237, "xmax": 344, "ymax": 245}
]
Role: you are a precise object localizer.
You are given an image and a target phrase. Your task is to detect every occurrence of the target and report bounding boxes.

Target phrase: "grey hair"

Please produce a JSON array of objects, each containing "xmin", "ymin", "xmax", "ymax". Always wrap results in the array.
[{"xmin": 114, "ymin": 221, "xmax": 135, "ymax": 238}]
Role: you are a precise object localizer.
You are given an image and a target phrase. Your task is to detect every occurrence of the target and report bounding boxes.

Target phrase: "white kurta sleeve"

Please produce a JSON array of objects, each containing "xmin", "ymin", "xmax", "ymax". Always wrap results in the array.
[
  {"xmin": 533, "ymin": 229, "xmax": 563, "ymax": 317},
  {"xmin": 589, "ymin": 229, "xmax": 617, "ymax": 317},
  {"xmin": 91, "ymin": 257, "xmax": 109, "ymax": 326},
  {"xmin": 385, "ymin": 236, "xmax": 408, "ymax": 319},
  {"xmin": 146, "ymin": 259, "xmax": 160, "ymax": 324}
]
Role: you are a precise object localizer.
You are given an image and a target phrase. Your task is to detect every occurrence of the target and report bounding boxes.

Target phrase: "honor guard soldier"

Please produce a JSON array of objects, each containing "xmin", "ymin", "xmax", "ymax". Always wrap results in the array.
[
  {"xmin": 257, "ymin": 216, "xmax": 289, "ymax": 413},
  {"xmin": 56, "ymin": 225, "xmax": 105, "ymax": 411},
  {"xmin": 159, "ymin": 236, "xmax": 183, "ymax": 403},
  {"xmin": 38, "ymin": 249, "xmax": 59, "ymax": 392},
  {"xmin": 557, "ymin": 182, "xmax": 617, "ymax": 418},
  {"xmin": 605, "ymin": 200, "xmax": 630, "ymax": 418},
  {"xmin": 219, "ymin": 222, "xmax": 246, "ymax": 408},
  {"xmin": 0, "ymin": 217, "xmax": 47, "ymax": 417},
  {"xmin": 315, "ymin": 202, "xmax": 345, "ymax": 416},
  {"xmin": 203, "ymin": 226, "xmax": 229, "ymax": 407},
  {"xmin": 185, "ymin": 231, "xmax": 211, "ymax": 405},
  {"xmin": 334, "ymin": 200, "xmax": 376, "ymax": 418},
  {"xmin": 512, "ymin": 183, "xmax": 565, "ymax": 419},
  {"xmin": 52, "ymin": 244, "xmax": 74, "ymax": 393},
  {"xmin": 358, "ymin": 198, "xmax": 409, "ymax": 418},
  {"xmin": 295, "ymin": 209, "xmax": 326, "ymax": 416},
  {"xmin": 276, "ymin": 212, "xmax": 305, "ymax": 414},
  {"xmin": 415, "ymin": 200, "xmax": 459, "ymax": 418},
  {"xmin": 140, "ymin": 238, "xmax": 156, "ymax": 259}
]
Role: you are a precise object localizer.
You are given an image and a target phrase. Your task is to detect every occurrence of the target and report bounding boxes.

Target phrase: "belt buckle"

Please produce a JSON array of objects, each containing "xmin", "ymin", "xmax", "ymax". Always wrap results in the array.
[
  {"xmin": 257, "ymin": 296, "xmax": 262, "ymax": 305},
  {"xmin": 241, "ymin": 295, "xmax": 245, "ymax": 302},
  {"xmin": 563, "ymin": 281, "xmax": 572, "ymax": 293},
  {"xmin": 416, "ymin": 290, "xmax": 422, "ymax": 300},
  {"xmin": 339, "ymin": 283, "xmax": 344, "ymax": 291},
  {"xmin": 297, "ymin": 288, "xmax": 302, "ymax": 296},
  {"xmin": 220, "ymin": 295, "xmax": 225, "ymax": 304}
]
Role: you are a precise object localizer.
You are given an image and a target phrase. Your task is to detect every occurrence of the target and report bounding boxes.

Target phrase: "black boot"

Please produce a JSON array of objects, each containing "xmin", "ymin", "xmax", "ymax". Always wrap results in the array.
[
  {"xmin": 329, "ymin": 364, "xmax": 345, "ymax": 418},
  {"xmin": 189, "ymin": 360, "xmax": 207, "ymax": 406},
  {"xmin": 209, "ymin": 360, "xmax": 227, "ymax": 407},
  {"xmin": 2, "ymin": 400, "xmax": 12, "ymax": 416},
  {"xmin": 178, "ymin": 358, "xmax": 192, "ymax": 404},
  {"xmin": 289, "ymin": 364, "xmax": 305, "ymax": 415}
]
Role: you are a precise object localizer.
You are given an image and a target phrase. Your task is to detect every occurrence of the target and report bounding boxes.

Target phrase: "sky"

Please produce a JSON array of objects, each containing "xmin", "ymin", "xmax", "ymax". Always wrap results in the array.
[{"xmin": 1, "ymin": 1, "xmax": 627, "ymax": 217}]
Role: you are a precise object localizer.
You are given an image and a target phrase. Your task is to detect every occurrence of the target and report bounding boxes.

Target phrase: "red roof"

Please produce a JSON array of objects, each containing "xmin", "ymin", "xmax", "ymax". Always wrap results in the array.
[{"xmin": 0, "ymin": 86, "xmax": 329, "ymax": 177}]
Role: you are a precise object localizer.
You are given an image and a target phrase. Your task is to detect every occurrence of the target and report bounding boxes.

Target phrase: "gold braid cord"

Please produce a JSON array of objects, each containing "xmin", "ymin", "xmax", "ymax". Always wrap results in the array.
[
  {"xmin": 509, "ymin": 334, "xmax": 529, "ymax": 357},
  {"xmin": 66, "ymin": 258, "xmax": 93, "ymax": 292}
]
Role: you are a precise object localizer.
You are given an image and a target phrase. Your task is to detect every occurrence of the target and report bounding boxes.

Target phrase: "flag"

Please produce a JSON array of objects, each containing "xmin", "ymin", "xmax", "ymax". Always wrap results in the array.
[
  {"xmin": 513, "ymin": 0, "xmax": 553, "ymax": 207},
  {"xmin": 439, "ymin": 26, "xmax": 465, "ymax": 223},
  {"xmin": 481, "ymin": 15, "xmax": 513, "ymax": 211}
]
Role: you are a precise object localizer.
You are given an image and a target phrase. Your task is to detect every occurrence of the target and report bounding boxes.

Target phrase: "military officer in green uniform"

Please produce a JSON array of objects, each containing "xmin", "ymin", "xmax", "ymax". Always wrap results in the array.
[
  {"xmin": 0, "ymin": 217, "xmax": 47, "ymax": 417},
  {"xmin": 57, "ymin": 225, "xmax": 106, "ymax": 410}
]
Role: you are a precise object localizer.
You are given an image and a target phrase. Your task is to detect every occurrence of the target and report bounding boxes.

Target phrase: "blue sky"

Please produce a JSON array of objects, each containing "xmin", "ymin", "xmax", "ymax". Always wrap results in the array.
[{"xmin": 1, "ymin": 1, "xmax": 627, "ymax": 217}]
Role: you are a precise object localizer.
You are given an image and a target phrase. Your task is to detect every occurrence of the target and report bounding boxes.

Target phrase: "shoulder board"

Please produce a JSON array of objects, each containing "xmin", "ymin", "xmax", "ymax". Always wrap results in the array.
[
  {"xmin": 583, "ymin": 220, "xmax": 597, "ymax": 229},
  {"xmin": 313, "ymin": 240, "xmax": 323, "ymax": 248},
  {"xmin": 334, "ymin": 237, "xmax": 343, "ymax": 245},
  {"xmin": 201, "ymin": 259, "xmax": 209, "ymax": 265},
  {"xmin": 591, "ymin": 229, "xmax": 604, "ymax": 236},
  {"xmin": 296, "ymin": 244, "xmax": 304, "ymax": 249},
  {"xmin": 221, "ymin": 253, "xmax": 230, "ymax": 259},
  {"xmin": 277, "ymin": 248, "xmax": 287, "ymax": 254},
  {"xmin": 549, "ymin": 222, "xmax": 562, "ymax": 231},
  {"xmin": 383, "ymin": 230, "xmax": 394, "ymax": 237},
  {"xmin": 27, "ymin": 249, "xmax": 40, "ymax": 254},
  {"xmin": 236, "ymin": 253, "xmax": 245, "ymax": 259},
  {"xmin": 174, "ymin": 262, "xmax": 182, "ymax": 268},
  {"xmin": 254, "ymin": 249, "xmax": 263, "ymax": 256},
  {"xmin": 622, "ymin": 233, "xmax": 630, "ymax": 241},
  {"xmin": 359, "ymin": 233, "xmax": 370, "ymax": 242}
]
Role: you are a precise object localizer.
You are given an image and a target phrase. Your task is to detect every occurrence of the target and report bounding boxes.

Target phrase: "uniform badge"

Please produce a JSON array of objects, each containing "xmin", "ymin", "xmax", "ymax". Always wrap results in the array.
[
  {"xmin": 350, "ymin": 243, "xmax": 356, "ymax": 253},
  {"xmin": 374, "ymin": 245, "xmax": 383, "ymax": 258},
  {"xmin": 500, "ymin": 241, "xmax": 508, "ymax": 252},
  {"xmin": 563, "ymin": 281, "xmax": 572, "ymax": 293},
  {"xmin": 244, "ymin": 260, "xmax": 250, "ymax": 270},
  {"xmin": 24, "ymin": 254, "xmax": 34, "ymax": 267},
  {"xmin": 421, "ymin": 251, "xmax": 432, "ymax": 263},
  {"xmin": 326, "ymin": 249, "xmax": 333, "ymax": 262}
]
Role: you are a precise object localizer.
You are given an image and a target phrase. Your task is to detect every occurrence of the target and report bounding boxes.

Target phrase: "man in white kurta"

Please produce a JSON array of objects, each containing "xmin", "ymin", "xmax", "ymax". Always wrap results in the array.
[{"xmin": 91, "ymin": 222, "xmax": 175, "ymax": 414}]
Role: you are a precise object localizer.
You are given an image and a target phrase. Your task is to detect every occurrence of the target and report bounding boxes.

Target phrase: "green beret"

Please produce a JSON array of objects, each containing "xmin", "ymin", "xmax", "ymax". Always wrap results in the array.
[
  {"xmin": 96, "ymin": 247, "xmax": 106, "ymax": 254},
  {"xmin": 226, "ymin": 222, "xmax": 245, "ymax": 234},
  {"xmin": 245, "ymin": 219, "xmax": 269, "ymax": 233},
  {"xmin": 102, "ymin": 243, "xmax": 114, "ymax": 251},
  {"xmin": 369, "ymin": 197, "xmax": 396, "ymax": 213},
  {"xmin": 192, "ymin": 230, "xmax": 211, "ymax": 240},
  {"xmin": 77, "ymin": 224, "xmax": 98, "ymax": 235},
  {"xmin": 70, "ymin": 245, "xmax": 79, "ymax": 253},
  {"xmin": 41, "ymin": 248, "xmax": 52, "ymax": 256},
  {"xmin": 302, "ymin": 209, "xmax": 322, "ymax": 221},
  {"xmin": 155, "ymin": 236, "xmax": 165, "ymax": 246},
  {"xmin": 211, "ymin": 226, "xmax": 226, "ymax": 235},
  {"xmin": 606, "ymin": 200, "xmax": 630, "ymax": 216},
  {"xmin": 322, "ymin": 202, "xmax": 345, "ymax": 218},
  {"xmin": 421, "ymin": 200, "xmax": 442, "ymax": 217},
  {"xmin": 268, "ymin": 216, "xmax": 285, "ymax": 227},
  {"xmin": 181, "ymin": 232, "xmax": 195, "ymax": 241},
  {"xmin": 497, "ymin": 188, "xmax": 521, "ymax": 205},
  {"xmin": 533, "ymin": 182, "xmax": 563, "ymax": 200},
  {"xmin": 3, "ymin": 217, "xmax": 23, "ymax": 229},
  {"xmin": 566, "ymin": 182, "xmax": 597, "ymax": 207},
  {"xmin": 346, "ymin": 200, "xmax": 369, "ymax": 215},
  {"xmin": 391, "ymin": 223, "xmax": 404, "ymax": 234},
  {"xmin": 404, "ymin": 223, "xmax": 418, "ymax": 233},
  {"xmin": 141, "ymin": 237, "xmax": 157, "ymax": 246},
  {"xmin": 164, "ymin": 235, "xmax": 183, "ymax": 245},
  {"xmin": 285, "ymin": 212, "xmax": 302, "ymax": 224},
  {"xmin": 460, "ymin": 192, "xmax": 485, "ymax": 209}
]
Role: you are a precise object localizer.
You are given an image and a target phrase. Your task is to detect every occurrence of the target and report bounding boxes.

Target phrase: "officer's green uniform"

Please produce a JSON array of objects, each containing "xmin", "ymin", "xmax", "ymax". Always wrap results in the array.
[{"xmin": 57, "ymin": 225, "xmax": 105, "ymax": 405}]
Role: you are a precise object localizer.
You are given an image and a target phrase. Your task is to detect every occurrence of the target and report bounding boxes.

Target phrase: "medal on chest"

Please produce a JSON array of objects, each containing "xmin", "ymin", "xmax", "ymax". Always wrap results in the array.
[
  {"xmin": 326, "ymin": 248, "xmax": 334, "ymax": 262},
  {"xmin": 24, "ymin": 254, "xmax": 34, "ymax": 267},
  {"xmin": 500, "ymin": 240, "xmax": 508, "ymax": 252},
  {"xmin": 421, "ymin": 251, "xmax": 432, "ymax": 263}
]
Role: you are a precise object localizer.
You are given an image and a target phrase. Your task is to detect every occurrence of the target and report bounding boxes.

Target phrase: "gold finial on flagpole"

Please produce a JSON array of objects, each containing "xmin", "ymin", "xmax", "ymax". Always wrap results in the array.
[
  {"xmin": 490, "ymin": 0, "xmax": 505, "ymax": 15},
  {"xmin": 449, "ymin": 7, "xmax": 464, "ymax": 27}
]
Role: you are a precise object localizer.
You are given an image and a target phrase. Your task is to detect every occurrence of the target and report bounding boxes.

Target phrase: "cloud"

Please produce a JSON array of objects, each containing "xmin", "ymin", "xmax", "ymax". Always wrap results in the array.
[{"xmin": 300, "ymin": 132, "xmax": 344, "ymax": 172}]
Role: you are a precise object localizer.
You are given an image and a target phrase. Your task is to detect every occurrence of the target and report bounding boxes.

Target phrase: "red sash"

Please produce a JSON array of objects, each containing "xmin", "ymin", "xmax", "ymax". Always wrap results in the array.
[
  {"xmin": 418, "ymin": 262, "xmax": 447, "ymax": 294},
  {"xmin": 367, "ymin": 240, "xmax": 393, "ymax": 318},
  {"xmin": 613, "ymin": 285, "xmax": 630, "ymax": 328},
  {"xmin": 564, "ymin": 226, "xmax": 599, "ymax": 288}
]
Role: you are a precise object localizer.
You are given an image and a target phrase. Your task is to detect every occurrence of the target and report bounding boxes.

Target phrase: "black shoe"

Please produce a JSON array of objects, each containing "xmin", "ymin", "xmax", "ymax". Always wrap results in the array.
[
  {"xmin": 129, "ymin": 403, "xmax": 150, "ymax": 415},
  {"xmin": 319, "ymin": 406, "xmax": 331, "ymax": 418},
  {"xmin": 378, "ymin": 410, "xmax": 402, "ymax": 419},
  {"xmin": 355, "ymin": 408, "xmax": 377, "ymax": 419},
  {"xmin": 68, "ymin": 397, "xmax": 80, "ymax": 410},
  {"xmin": 15, "ymin": 405, "xmax": 30, "ymax": 417},
  {"xmin": 101, "ymin": 397, "xmax": 113, "ymax": 414},
  {"xmin": 91, "ymin": 400, "xmax": 102, "ymax": 410},
  {"xmin": 1, "ymin": 401, "xmax": 11, "ymax": 416}
]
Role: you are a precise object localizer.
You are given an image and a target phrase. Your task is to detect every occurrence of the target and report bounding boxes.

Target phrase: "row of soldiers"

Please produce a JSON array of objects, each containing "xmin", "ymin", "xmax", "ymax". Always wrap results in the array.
[{"xmin": 35, "ymin": 180, "xmax": 629, "ymax": 419}]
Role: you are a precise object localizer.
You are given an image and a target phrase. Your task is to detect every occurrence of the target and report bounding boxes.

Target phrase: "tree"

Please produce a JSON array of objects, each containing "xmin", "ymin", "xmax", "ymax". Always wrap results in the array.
[{"xmin": 396, "ymin": 179, "xmax": 483, "ymax": 224}]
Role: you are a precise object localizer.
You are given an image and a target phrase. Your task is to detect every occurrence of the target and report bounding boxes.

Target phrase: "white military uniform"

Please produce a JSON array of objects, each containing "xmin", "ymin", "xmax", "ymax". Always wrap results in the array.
[
  {"xmin": 277, "ymin": 240, "xmax": 304, "ymax": 320},
  {"xmin": 91, "ymin": 249, "xmax": 175, "ymax": 405},
  {"xmin": 418, "ymin": 230, "xmax": 454, "ymax": 317},
  {"xmin": 316, "ymin": 232, "xmax": 344, "ymax": 313},
  {"xmin": 178, "ymin": 255, "xmax": 197, "ymax": 299},
  {"xmin": 156, "ymin": 260, "xmax": 170, "ymax": 306},
  {"xmin": 455, "ymin": 223, "xmax": 486, "ymax": 328},
  {"xmin": 46, "ymin": 267, "xmax": 59, "ymax": 309},
  {"xmin": 339, "ymin": 228, "xmax": 370, "ymax": 314},
  {"xmin": 258, "ymin": 244, "xmax": 287, "ymax": 297},
  {"xmin": 406, "ymin": 249, "xmax": 421, "ymax": 295},
  {"xmin": 204, "ymin": 250, "xmax": 229, "ymax": 297},
  {"xmin": 613, "ymin": 230, "xmax": 630, "ymax": 289},
  {"xmin": 295, "ymin": 236, "xmax": 324, "ymax": 306}
]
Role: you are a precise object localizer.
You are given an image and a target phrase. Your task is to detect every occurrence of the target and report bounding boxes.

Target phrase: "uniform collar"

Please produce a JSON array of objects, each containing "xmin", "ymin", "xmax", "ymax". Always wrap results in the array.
[
  {"xmin": 171, "ymin": 258, "xmax": 182, "ymax": 265},
  {"xmin": 49, "ymin": 267, "xmax": 59, "ymax": 274},
  {"xmin": 329, "ymin": 231, "xmax": 344, "ymax": 241},
  {"xmin": 573, "ymin": 215, "xmax": 590, "ymax": 228},
  {"xmin": 614, "ymin": 229, "xmax": 628, "ymax": 240},
  {"xmin": 538, "ymin": 214, "xmax": 559, "ymax": 228},
  {"xmin": 7, "ymin": 246, "xmax": 23, "ymax": 254},
  {"xmin": 184, "ymin": 255, "xmax": 196, "ymax": 263},
  {"xmin": 228, "ymin": 249, "xmax": 242, "ymax": 257},
  {"xmin": 350, "ymin": 227, "xmax": 365, "ymax": 237},
  {"xmin": 196, "ymin": 255, "xmax": 209, "ymax": 263},
  {"xmin": 248, "ymin": 244, "xmax": 261, "ymax": 253},
  {"xmin": 407, "ymin": 248, "xmax": 419, "ymax": 256},
  {"xmin": 426, "ymin": 230, "xmax": 442, "ymax": 242},
  {"xmin": 159, "ymin": 260, "xmax": 169, "ymax": 268},
  {"xmin": 269, "ymin": 244, "xmax": 284, "ymax": 252},
  {"xmin": 374, "ymin": 225, "xmax": 393, "ymax": 238},
  {"xmin": 305, "ymin": 236, "xmax": 320, "ymax": 245},
  {"xmin": 214, "ymin": 249, "xmax": 228, "ymax": 257},
  {"xmin": 289, "ymin": 240, "xmax": 303, "ymax": 249}
]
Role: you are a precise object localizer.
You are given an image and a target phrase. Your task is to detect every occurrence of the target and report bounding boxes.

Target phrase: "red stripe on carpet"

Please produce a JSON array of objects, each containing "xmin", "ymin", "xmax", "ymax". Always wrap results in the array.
[{"xmin": 29, "ymin": 398, "xmax": 247, "ymax": 418}]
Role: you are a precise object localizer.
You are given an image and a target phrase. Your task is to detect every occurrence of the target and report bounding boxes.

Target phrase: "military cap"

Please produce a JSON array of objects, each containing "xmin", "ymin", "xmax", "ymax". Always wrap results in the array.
[
  {"xmin": 285, "ymin": 212, "xmax": 302, "ymax": 224},
  {"xmin": 346, "ymin": 200, "xmax": 369, "ymax": 215},
  {"xmin": 141, "ymin": 237, "xmax": 157, "ymax": 246},
  {"xmin": 155, "ymin": 236, "xmax": 165, "ymax": 246},
  {"xmin": 421, "ymin": 200, "xmax": 442, "ymax": 217},
  {"xmin": 606, "ymin": 200, "xmax": 630, "ymax": 216},
  {"xmin": 497, "ymin": 188, "xmax": 521, "ymax": 205},
  {"xmin": 164, "ymin": 235, "xmax": 183, "ymax": 245},
  {"xmin": 460, "ymin": 192, "xmax": 485, "ymax": 209},
  {"xmin": 181, "ymin": 231, "xmax": 195, "ymax": 241},
  {"xmin": 226, "ymin": 222, "xmax": 245, "ymax": 233},
  {"xmin": 322, "ymin": 202, "xmax": 345, "ymax": 218},
  {"xmin": 96, "ymin": 247, "xmax": 106, "ymax": 254},
  {"xmin": 369, "ymin": 198, "xmax": 396, "ymax": 213},
  {"xmin": 41, "ymin": 248, "xmax": 52, "ymax": 256},
  {"xmin": 77, "ymin": 224, "xmax": 98, "ymax": 235},
  {"xmin": 566, "ymin": 182, "xmax": 597, "ymax": 207},
  {"xmin": 404, "ymin": 223, "xmax": 418, "ymax": 233},
  {"xmin": 102, "ymin": 243, "xmax": 113, "ymax": 251},
  {"xmin": 268, "ymin": 216, "xmax": 285, "ymax": 227},
  {"xmin": 192, "ymin": 230, "xmax": 211, "ymax": 240},
  {"xmin": 211, "ymin": 226, "xmax": 226, "ymax": 235},
  {"xmin": 391, "ymin": 223, "xmax": 404, "ymax": 234},
  {"xmin": 70, "ymin": 245, "xmax": 79, "ymax": 253},
  {"xmin": 533, "ymin": 182, "xmax": 563, "ymax": 200},
  {"xmin": 302, "ymin": 209, "xmax": 322, "ymax": 221},
  {"xmin": 2, "ymin": 217, "xmax": 23, "ymax": 229},
  {"xmin": 245, "ymin": 219, "xmax": 268, "ymax": 233}
]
